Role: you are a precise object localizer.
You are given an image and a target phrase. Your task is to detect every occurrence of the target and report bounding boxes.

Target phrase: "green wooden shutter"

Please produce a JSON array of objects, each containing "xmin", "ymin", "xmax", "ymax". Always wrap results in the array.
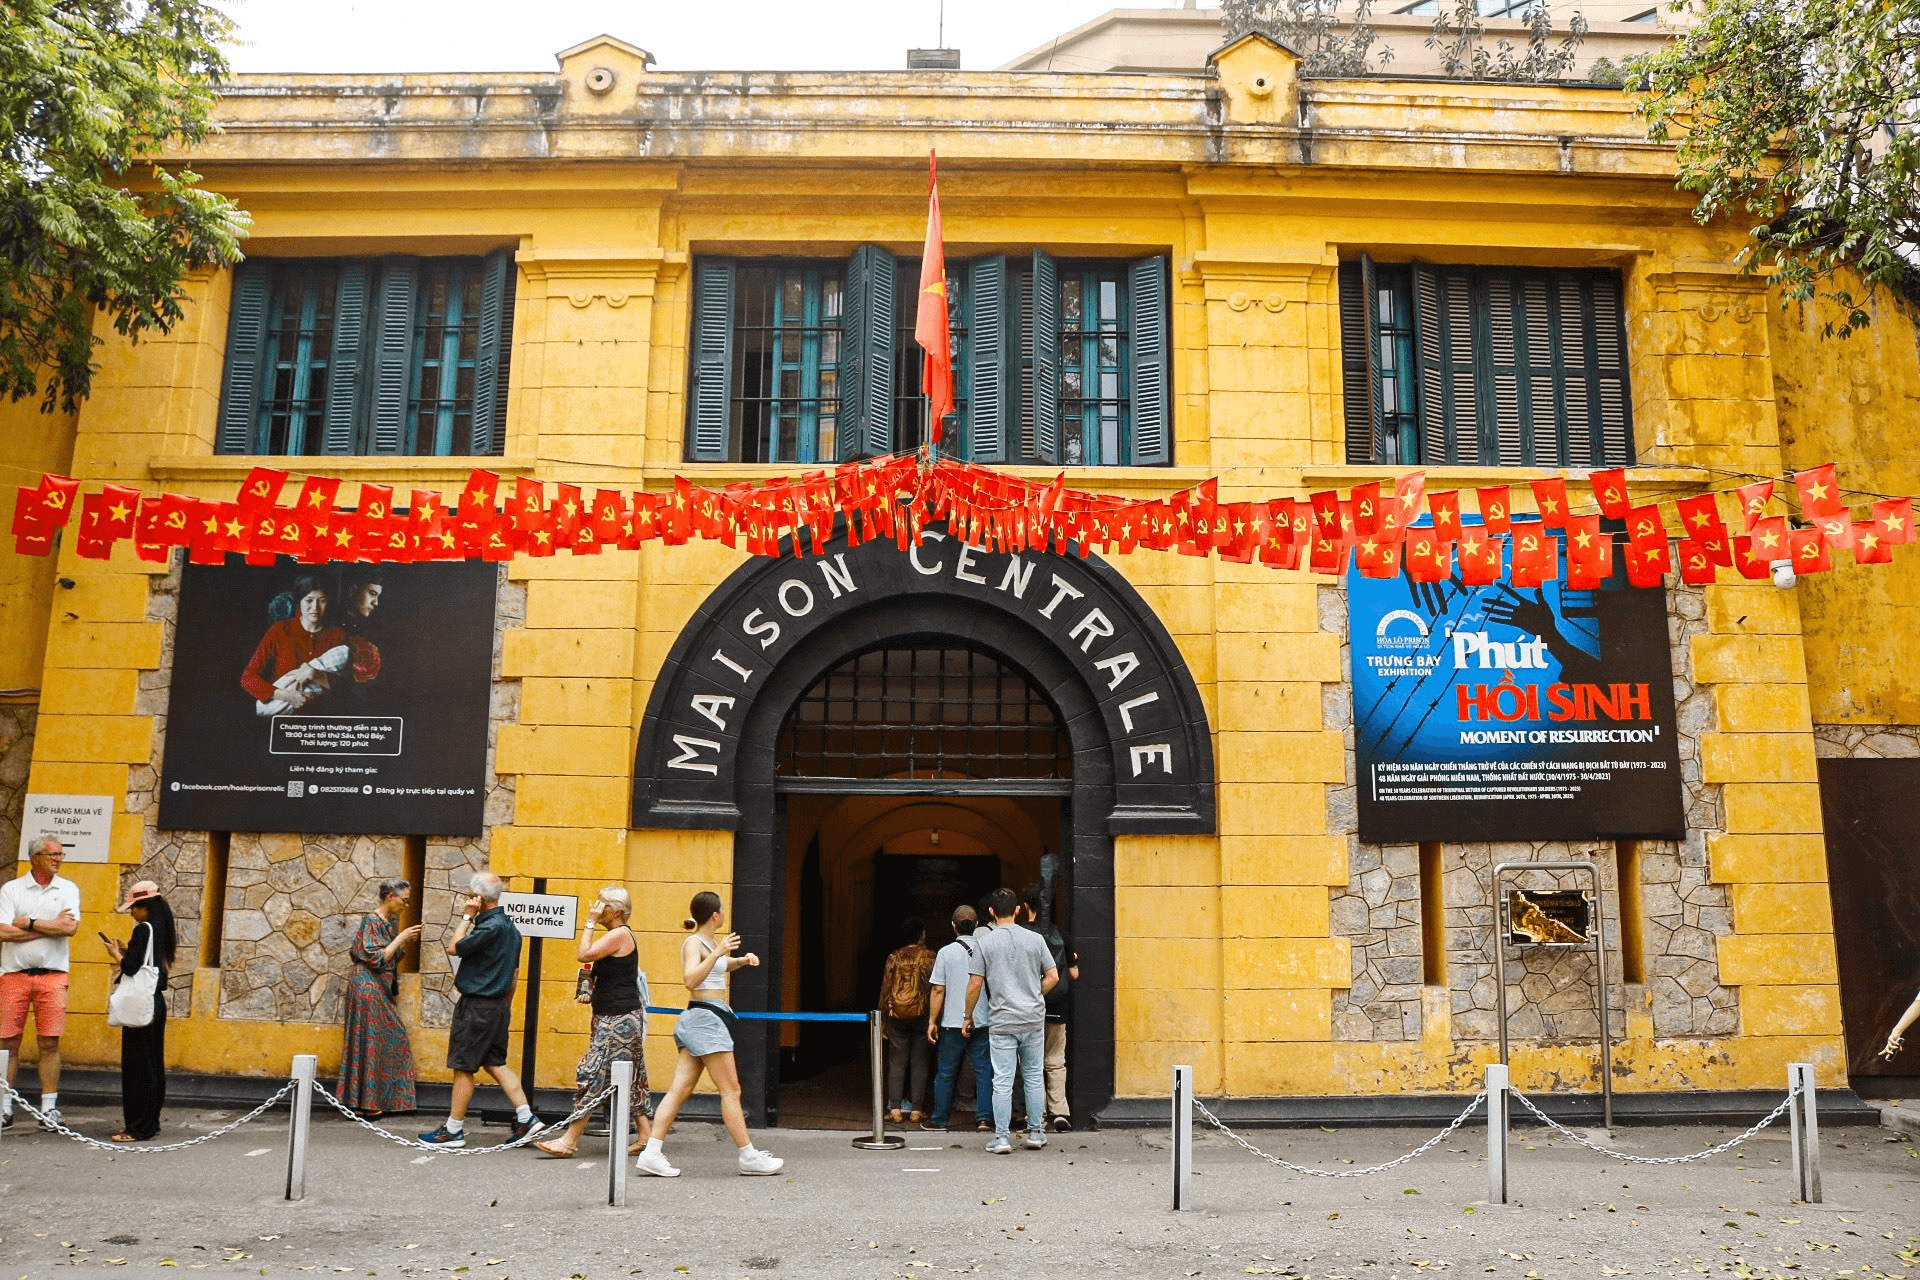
[
  {"xmin": 687, "ymin": 258, "xmax": 735, "ymax": 462},
  {"xmin": 322, "ymin": 262, "xmax": 369, "ymax": 455},
  {"xmin": 367, "ymin": 258, "xmax": 420, "ymax": 455},
  {"xmin": 1588, "ymin": 272, "xmax": 1633, "ymax": 465},
  {"xmin": 1030, "ymin": 249, "xmax": 1061, "ymax": 465},
  {"xmin": 469, "ymin": 247, "xmax": 515, "ymax": 457},
  {"xmin": 1484, "ymin": 270, "xmax": 1527, "ymax": 466},
  {"xmin": 841, "ymin": 244, "xmax": 898, "ymax": 457},
  {"xmin": 1338, "ymin": 258, "xmax": 1380, "ymax": 465},
  {"xmin": 1126, "ymin": 255, "xmax": 1171, "ymax": 466},
  {"xmin": 216, "ymin": 261, "xmax": 271, "ymax": 454},
  {"xmin": 966, "ymin": 254, "xmax": 1011, "ymax": 463},
  {"xmin": 1410, "ymin": 262, "xmax": 1480, "ymax": 465}
]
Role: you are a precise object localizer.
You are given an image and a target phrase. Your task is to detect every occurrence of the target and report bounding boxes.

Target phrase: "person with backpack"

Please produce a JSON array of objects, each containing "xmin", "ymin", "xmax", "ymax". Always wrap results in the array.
[
  {"xmin": 878, "ymin": 918, "xmax": 935, "ymax": 1123},
  {"xmin": 923, "ymin": 904, "xmax": 993, "ymax": 1131},
  {"xmin": 1021, "ymin": 879, "xmax": 1079, "ymax": 1132}
]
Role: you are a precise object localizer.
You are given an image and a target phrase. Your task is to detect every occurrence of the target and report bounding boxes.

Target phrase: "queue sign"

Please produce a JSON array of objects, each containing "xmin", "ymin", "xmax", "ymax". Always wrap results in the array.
[{"xmin": 499, "ymin": 892, "xmax": 578, "ymax": 940}]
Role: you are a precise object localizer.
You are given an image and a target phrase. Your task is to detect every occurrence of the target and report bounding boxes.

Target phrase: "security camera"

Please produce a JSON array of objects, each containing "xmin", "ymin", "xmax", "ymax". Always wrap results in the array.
[{"xmin": 1769, "ymin": 559, "xmax": 1796, "ymax": 590}]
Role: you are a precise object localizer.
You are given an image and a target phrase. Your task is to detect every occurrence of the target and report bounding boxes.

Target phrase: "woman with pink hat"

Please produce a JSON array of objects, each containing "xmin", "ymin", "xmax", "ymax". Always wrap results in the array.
[{"xmin": 101, "ymin": 881, "xmax": 175, "ymax": 1143}]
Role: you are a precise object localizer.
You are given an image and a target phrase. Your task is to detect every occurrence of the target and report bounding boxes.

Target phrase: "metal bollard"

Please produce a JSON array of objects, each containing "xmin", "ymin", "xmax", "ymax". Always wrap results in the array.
[
  {"xmin": 1171, "ymin": 1064, "xmax": 1194, "ymax": 1211},
  {"xmin": 1484, "ymin": 1062, "xmax": 1509, "ymax": 1205},
  {"xmin": 851, "ymin": 1010, "xmax": 904, "ymax": 1150},
  {"xmin": 285, "ymin": 1054, "xmax": 317, "ymax": 1202},
  {"xmin": 1788, "ymin": 1062, "xmax": 1822, "ymax": 1204},
  {"xmin": 608, "ymin": 1059, "xmax": 633, "ymax": 1208}
]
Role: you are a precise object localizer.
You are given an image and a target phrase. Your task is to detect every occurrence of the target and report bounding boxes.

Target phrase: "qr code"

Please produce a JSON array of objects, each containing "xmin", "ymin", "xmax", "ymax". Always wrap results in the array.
[{"xmin": 287, "ymin": 781, "xmax": 306, "ymax": 798}]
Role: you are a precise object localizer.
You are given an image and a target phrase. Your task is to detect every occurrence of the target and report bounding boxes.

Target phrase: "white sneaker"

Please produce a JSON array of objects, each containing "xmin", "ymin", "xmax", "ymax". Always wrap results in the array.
[
  {"xmin": 1024, "ymin": 1131, "xmax": 1047, "ymax": 1150},
  {"xmin": 37, "ymin": 1107, "xmax": 61, "ymax": 1132},
  {"xmin": 634, "ymin": 1148, "xmax": 681, "ymax": 1178},
  {"xmin": 738, "ymin": 1147, "xmax": 784, "ymax": 1176}
]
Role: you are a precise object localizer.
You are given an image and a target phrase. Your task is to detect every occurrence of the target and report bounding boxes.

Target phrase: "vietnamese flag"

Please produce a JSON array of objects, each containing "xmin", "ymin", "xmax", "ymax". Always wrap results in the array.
[
  {"xmin": 1735, "ymin": 480, "xmax": 1774, "ymax": 530},
  {"xmin": 1626, "ymin": 531, "xmax": 1672, "ymax": 586},
  {"xmin": 1355, "ymin": 535, "xmax": 1398, "ymax": 579},
  {"xmin": 1729, "ymin": 535, "xmax": 1770, "ymax": 580},
  {"xmin": 1794, "ymin": 463, "xmax": 1844, "ymax": 517},
  {"xmin": 1426, "ymin": 490, "xmax": 1462, "ymax": 544},
  {"xmin": 1748, "ymin": 515, "xmax": 1789, "ymax": 563},
  {"xmin": 98, "ymin": 484, "xmax": 141, "ymax": 540},
  {"xmin": 1475, "ymin": 485, "xmax": 1512, "ymax": 536},
  {"xmin": 1853, "ymin": 522, "xmax": 1894, "ymax": 564},
  {"xmin": 1565, "ymin": 515, "xmax": 1606, "ymax": 572},
  {"xmin": 1529, "ymin": 477, "xmax": 1569, "ymax": 528},
  {"xmin": 915, "ymin": 151, "xmax": 955, "ymax": 441},
  {"xmin": 1675, "ymin": 493, "xmax": 1726, "ymax": 541},
  {"xmin": 1390, "ymin": 472, "xmax": 1425, "ymax": 534},
  {"xmin": 1567, "ymin": 538, "xmax": 1613, "ymax": 590},
  {"xmin": 461, "ymin": 469, "xmax": 501, "ymax": 518},
  {"xmin": 1458, "ymin": 530, "xmax": 1502, "ymax": 586},
  {"xmin": 1872, "ymin": 497, "xmax": 1915, "ymax": 545},
  {"xmin": 297, "ymin": 475, "xmax": 342, "ymax": 518},
  {"xmin": 1790, "ymin": 525, "xmax": 1832, "ymax": 574}
]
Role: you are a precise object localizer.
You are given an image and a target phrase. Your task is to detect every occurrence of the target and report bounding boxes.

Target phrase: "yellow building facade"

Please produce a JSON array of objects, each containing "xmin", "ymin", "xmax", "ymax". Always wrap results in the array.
[{"xmin": 4, "ymin": 31, "xmax": 1912, "ymax": 1123}]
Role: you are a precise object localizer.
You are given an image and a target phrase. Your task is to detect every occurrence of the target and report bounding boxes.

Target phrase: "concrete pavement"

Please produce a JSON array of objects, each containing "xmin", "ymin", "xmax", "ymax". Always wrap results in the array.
[{"xmin": 1, "ymin": 1102, "xmax": 1916, "ymax": 1280}]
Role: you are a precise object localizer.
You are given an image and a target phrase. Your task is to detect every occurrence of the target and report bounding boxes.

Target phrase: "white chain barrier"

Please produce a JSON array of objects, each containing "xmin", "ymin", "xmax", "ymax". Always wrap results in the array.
[
  {"xmin": 1509, "ymin": 1084, "xmax": 1801, "ymax": 1166},
  {"xmin": 1192, "ymin": 1092, "xmax": 1487, "ymax": 1178},
  {"xmin": 1, "ymin": 1079, "xmax": 298, "ymax": 1154},
  {"xmin": 309, "ymin": 1077, "xmax": 618, "ymax": 1156}
]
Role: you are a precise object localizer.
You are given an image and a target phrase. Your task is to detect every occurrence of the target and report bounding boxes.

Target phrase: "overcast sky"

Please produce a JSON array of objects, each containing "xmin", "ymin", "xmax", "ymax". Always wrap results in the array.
[{"xmin": 219, "ymin": 0, "xmax": 1200, "ymax": 75}]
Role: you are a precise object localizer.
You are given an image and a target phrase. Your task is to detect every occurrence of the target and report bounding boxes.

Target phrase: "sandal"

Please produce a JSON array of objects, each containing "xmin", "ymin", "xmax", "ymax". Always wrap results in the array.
[
  {"xmin": 533, "ymin": 1138, "xmax": 578, "ymax": 1158},
  {"xmin": 628, "ymin": 1136, "xmax": 646, "ymax": 1156},
  {"xmin": 110, "ymin": 1132, "xmax": 137, "ymax": 1143},
  {"xmin": 886, "ymin": 1109, "xmax": 904, "ymax": 1124}
]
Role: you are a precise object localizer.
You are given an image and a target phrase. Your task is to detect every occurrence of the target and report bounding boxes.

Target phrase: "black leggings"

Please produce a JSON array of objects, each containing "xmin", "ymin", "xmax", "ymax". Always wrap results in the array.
[{"xmin": 121, "ymin": 1002, "xmax": 166, "ymax": 1140}]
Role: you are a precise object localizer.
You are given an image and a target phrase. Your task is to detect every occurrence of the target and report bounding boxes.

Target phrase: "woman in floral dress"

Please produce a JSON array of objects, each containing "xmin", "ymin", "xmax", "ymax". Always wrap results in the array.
[{"xmin": 339, "ymin": 878, "xmax": 422, "ymax": 1117}]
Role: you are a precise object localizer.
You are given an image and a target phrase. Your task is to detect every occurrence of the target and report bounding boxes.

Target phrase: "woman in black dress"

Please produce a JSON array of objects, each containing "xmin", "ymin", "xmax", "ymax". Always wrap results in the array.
[{"xmin": 102, "ymin": 881, "xmax": 175, "ymax": 1143}]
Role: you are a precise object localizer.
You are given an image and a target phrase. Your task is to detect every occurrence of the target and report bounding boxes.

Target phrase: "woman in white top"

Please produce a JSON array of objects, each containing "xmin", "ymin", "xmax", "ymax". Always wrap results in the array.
[{"xmin": 635, "ymin": 891, "xmax": 784, "ymax": 1177}]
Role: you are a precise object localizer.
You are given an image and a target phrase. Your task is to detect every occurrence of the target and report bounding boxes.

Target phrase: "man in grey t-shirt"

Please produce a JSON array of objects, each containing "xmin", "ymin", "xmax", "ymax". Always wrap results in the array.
[
  {"xmin": 922, "ymin": 905, "xmax": 993, "ymax": 1130},
  {"xmin": 965, "ymin": 888, "xmax": 1058, "ymax": 1153}
]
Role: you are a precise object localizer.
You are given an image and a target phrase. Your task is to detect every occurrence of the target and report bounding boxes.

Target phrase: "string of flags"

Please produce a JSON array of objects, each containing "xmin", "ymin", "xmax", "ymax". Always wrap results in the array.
[{"xmin": 8, "ymin": 457, "xmax": 1914, "ymax": 588}]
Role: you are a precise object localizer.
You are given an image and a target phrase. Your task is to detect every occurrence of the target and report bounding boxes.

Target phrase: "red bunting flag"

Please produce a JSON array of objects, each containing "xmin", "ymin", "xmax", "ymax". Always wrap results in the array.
[
  {"xmin": 1260, "ymin": 499, "xmax": 1298, "ymax": 569},
  {"xmin": 356, "ymin": 483, "xmax": 394, "ymax": 524},
  {"xmin": 1511, "ymin": 521, "xmax": 1556, "ymax": 587},
  {"xmin": 1426, "ymin": 490, "xmax": 1462, "ymax": 544},
  {"xmin": 1748, "ymin": 516, "xmax": 1789, "ymax": 563},
  {"xmin": 1853, "ymin": 523, "xmax": 1893, "ymax": 564},
  {"xmin": 1392, "ymin": 471, "xmax": 1426, "ymax": 525},
  {"xmin": 74, "ymin": 493, "xmax": 114, "ymax": 560},
  {"xmin": 1794, "ymin": 463, "xmax": 1844, "ymax": 517},
  {"xmin": 99, "ymin": 484, "xmax": 141, "ymax": 540},
  {"xmin": 1405, "ymin": 527, "xmax": 1449, "ymax": 583},
  {"xmin": 1625, "ymin": 503, "xmax": 1667, "ymax": 557},
  {"xmin": 1458, "ymin": 530, "xmax": 1502, "ymax": 586},
  {"xmin": 1730, "ymin": 535, "xmax": 1770, "ymax": 580},
  {"xmin": 1590, "ymin": 468, "xmax": 1631, "ymax": 519},
  {"xmin": 237, "ymin": 466, "xmax": 288, "ymax": 512},
  {"xmin": 1734, "ymin": 480, "xmax": 1774, "ymax": 530},
  {"xmin": 1565, "ymin": 515, "xmax": 1606, "ymax": 572},
  {"xmin": 1872, "ymin": 497, "xmax": 1915, "ymax": 545},
  {"xmin": 553, "ymin": 484, "xmax": 584, "ymax": 542},
  {"xmin": 11, "ymin": 486, "xmax": 47, "ymax": 538},
  {"xmin": 1790, "ymin": 525, "xmax": 1831, "ymax": 574},
  {"xmin": 512, "ymin": 478, "xmax": 545, "ymax": 531},
  {"xmin": 592, "ymin": 489, "xmax": 627, "ymax": 542},
  {"xmin": 1475, "ymin": 485, "xmax": 1512, "ymax": 536},
  {"xmin": 460, "ymin": 469, "xmax": 501, "ymax": 517},
  {"xmin": 1625, "ymin": 525, "xmax": 1671, "ymax": 586},
  {"xmin": 1528, "ymin": 477, "xmax": 1568, "ymax": 529},
  {"xmin": 1813, "ymin": 511, "xmax": 1855, "ymax": 551},
  {"xmin": 915, "ymin": 151, "xmax": 954, "ymax": 441},
  {"xmin": 297, "ymin": 475, "xmax": 342, "ymax": 517},
  {"xmin": 1350, "ymin": 481, "xmax": 1381, "ymax": 536},
  {"xmin": 1675, "ymin": 493, "xmax": 1726, "ymax": 541},
  {"xmin": 33, "ymin": 473, "xmax": 79, "ymax": 527}
]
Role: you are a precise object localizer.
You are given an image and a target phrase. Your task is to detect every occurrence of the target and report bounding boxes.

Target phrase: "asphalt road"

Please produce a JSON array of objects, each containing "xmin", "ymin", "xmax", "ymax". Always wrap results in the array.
[{"xmin": 1, "ymin": 1102, "xmax": 1916, "ymax": 1280}]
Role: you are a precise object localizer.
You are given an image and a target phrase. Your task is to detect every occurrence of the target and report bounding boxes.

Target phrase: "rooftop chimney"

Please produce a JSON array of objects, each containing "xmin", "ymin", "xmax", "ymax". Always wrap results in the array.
[{"xmin": 908, "ymin": 48, "xmax": 961, "ymax": 69}]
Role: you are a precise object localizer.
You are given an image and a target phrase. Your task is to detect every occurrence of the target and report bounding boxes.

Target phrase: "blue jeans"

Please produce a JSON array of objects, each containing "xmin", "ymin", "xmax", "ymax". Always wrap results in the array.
[
  {"xmin": 989, "ymin": 1026, "xmax": 1045, "ymax": 1141},
  {"xmin": 929, "ymin": 1025, "xmax": 992, "ymax": 1126}
]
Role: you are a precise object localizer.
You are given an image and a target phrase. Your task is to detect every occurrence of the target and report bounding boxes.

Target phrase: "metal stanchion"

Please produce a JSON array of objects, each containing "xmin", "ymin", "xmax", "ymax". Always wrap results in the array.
[
  {"xmin": 0, "ymin": 1047, "xmax": 9, "ymax": 1150},
  {"xmin": 852, "ymin": 1010, "xmax": 904, "ymax": 1151},
  {"xmin": 285, "ymin": 1054, "xmax": 317, "ymax": 1202},
  {"xmin": 608, "ymin": 1060, "xmax": 632, "ymax": 1208},
  {"xmin": 1788, "ymin": 1062, "xmax": 1822, "ymax": 1204},
  {"xmin": 1171, "ymin": 1064, "xmax": 1194, "ymax": 1211},
  {"xmin": 1484, "ymin": 1062, "xmax": 1509, "ymax": 1205}
]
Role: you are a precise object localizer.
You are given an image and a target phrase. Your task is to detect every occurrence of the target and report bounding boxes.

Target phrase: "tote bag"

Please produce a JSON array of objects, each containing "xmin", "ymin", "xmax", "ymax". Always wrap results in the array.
[{"xmin": 106, "ymin": 927, "xmax": 158, "ymax": 1029}]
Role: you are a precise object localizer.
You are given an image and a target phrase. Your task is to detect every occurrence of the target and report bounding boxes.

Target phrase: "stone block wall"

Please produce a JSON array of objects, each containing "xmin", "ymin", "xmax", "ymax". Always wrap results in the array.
[
  {"xmin": 1321, "ymin": 579, "xmax": 1738, "ymax": 1044},
  {"xmin": 0, "ymin": 701, "xmax": 38, "ymax": 859},
  {"xmin": 130, "ymin": 555, "xmax": 523, "ymax": 1028}
]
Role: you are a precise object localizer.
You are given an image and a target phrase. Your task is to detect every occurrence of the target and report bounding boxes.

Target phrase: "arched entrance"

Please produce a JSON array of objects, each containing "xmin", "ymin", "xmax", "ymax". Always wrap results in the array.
[{"xmin": 632, "ymin": 521, "xmax": 1215, "ymax": 1125}]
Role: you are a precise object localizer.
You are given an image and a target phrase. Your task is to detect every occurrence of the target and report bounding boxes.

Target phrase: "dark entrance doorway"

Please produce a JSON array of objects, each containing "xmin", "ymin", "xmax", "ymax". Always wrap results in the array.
[{"xmin": 770, "ymin": 644, "xmax": 1072, "ymax": 1128}]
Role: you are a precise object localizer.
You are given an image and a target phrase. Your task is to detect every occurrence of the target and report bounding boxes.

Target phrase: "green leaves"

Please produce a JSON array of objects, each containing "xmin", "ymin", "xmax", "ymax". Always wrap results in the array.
[
  {"xmin": 1629, "ymin": 0, "xmax": 1920, "ymax": 337},
  {"xmin": 0, "ymin": 0, "xmax": 249, "ymax": 412}
]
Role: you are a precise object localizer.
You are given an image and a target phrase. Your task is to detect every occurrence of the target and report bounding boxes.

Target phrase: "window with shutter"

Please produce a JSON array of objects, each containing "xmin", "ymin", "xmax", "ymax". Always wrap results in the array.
[
  {"xmin": 1342, "ymin": 260, "xmax": 1632, "ymax": 468},
  {"xmin": 217, "ymin": 253, "xmax": 513, "ymax": 458},
  {"xmin": 682, "ymin": 248, "xmax": 1173, "ymax": 467},
  {"xmin": 1339, "ymin": 260, "xmax": 1375, "ymax": 464}
]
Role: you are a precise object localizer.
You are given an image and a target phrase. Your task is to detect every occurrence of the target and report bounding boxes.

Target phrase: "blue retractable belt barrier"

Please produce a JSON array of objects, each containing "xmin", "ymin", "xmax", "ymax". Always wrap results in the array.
[{"xmin": 644, "ymin": 1006, "xmax": 867, "ymax": 1022}]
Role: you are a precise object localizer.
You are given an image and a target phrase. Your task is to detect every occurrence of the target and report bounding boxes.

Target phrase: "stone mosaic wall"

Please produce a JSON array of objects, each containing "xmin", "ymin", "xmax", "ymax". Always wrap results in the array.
[
  {"xmin": 1321, "ymin": 581, "xmax": 1738, "ymax": 1043},
  {"xmin": 0, "ymin": 701, "xmax": 38, "ymax": 862},
  {"xmin": 1812, "ymin": 724, "xmax": 1920, "ymax": 757},
  {"xmin": 130, "ymin": 556, "xmax": 522, "ymax": 1026}
]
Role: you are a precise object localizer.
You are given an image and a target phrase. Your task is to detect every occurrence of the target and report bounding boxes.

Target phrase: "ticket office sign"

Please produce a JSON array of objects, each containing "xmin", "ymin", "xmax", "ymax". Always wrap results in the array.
[{"xmin": 1348, "ymin": 532, "xmax": 1686, "ymax": 843}]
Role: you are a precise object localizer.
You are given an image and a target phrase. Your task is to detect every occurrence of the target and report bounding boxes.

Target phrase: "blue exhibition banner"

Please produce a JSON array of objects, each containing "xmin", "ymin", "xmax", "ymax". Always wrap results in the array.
[{"xmin": 1347, "ymin": 524, "xmax": 1686, "ymax": 843}]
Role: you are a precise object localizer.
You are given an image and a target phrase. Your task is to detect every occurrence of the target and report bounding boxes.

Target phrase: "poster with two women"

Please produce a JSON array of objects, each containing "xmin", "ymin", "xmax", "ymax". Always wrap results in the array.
[{"xmin": 156, "ymin": 559, "xmax": 498, "ymax": 835}]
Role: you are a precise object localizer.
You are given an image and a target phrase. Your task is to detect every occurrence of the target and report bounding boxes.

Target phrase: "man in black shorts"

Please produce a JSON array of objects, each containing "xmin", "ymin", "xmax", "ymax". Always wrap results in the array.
[{"xmin": 419, "ymin": 872, "xmax": 541, "ymax": 1147}]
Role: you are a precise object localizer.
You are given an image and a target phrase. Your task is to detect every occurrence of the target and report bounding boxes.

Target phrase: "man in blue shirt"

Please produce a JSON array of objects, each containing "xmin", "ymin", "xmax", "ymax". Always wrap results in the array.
[{"xmin": 419, "ymin": 872, "xmax": 541, "ymax": 1147}]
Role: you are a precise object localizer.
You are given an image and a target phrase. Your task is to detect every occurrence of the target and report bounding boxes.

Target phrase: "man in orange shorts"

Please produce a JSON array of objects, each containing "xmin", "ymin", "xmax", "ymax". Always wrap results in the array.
[{"xmin": 0, "ymin": 835, "xmax": 81, "ymax": 1130}]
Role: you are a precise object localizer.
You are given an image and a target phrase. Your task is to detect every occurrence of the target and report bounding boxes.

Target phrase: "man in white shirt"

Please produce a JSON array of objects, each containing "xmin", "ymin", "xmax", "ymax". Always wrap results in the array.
[{"xmin": 0, "ymin": 835, "xmax": 81, "ymax": 1130}]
